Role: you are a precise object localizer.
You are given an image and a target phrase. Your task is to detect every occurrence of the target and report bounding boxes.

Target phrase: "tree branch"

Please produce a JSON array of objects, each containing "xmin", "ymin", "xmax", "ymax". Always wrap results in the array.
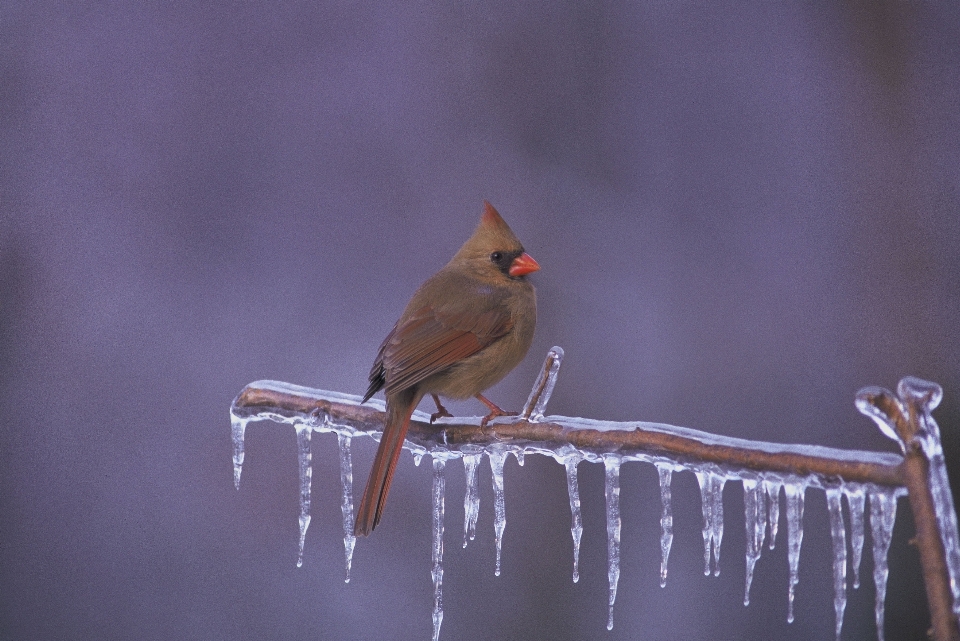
[{"xmin": 231, "ymin": 384, "xmax": 905, "ymax": 489}]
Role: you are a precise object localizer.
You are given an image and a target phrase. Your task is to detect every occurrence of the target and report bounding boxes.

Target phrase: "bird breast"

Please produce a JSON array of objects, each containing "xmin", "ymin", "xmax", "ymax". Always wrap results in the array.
[{"xmin": 424, "ymin": 282, "xmax": 536, "ymax": 400}]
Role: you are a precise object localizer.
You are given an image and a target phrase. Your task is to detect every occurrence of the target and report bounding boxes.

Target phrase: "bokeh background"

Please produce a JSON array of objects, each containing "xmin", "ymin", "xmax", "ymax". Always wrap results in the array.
[{"xmin": 2, "ymin": 2, "xmax": 959, "ymax": 640}]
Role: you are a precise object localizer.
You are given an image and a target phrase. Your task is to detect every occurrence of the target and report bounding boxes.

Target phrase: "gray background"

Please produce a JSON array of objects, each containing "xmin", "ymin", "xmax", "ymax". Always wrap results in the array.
[{"xmin": 2, "ymin": 2, "xmax": 959, "ymax": 640}]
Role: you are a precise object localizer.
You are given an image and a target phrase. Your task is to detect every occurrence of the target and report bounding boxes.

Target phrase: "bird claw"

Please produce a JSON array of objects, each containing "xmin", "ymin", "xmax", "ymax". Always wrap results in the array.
[
  {"xmin": 480, "ymin": 408, "xmax": 519, "ymax": 428},
  {"xmin": 430, "ymin": 408, "xmax": 453, "ymax": 423},
  {"xmin": 430, "ymin": 396, "xmax": 454, "ymax": 424}
]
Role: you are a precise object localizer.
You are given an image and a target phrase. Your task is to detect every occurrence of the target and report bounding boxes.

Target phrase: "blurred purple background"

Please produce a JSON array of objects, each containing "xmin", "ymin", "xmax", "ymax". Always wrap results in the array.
[{"xmin": 2, "ymin": 2, "xmax": 959, "ymax": 640}]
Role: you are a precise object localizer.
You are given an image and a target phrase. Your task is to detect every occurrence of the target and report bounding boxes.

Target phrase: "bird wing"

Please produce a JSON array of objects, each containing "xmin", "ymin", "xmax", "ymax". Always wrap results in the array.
[{"xmin": 378, "ymin": 301, "xmax": 513, "ymax": 397}]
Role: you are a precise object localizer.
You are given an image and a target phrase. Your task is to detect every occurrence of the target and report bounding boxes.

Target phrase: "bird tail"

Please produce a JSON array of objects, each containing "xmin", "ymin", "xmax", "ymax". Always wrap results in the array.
[{"xmin": 354, "ymin": 388, "xmax": 419, "ymax": 536}]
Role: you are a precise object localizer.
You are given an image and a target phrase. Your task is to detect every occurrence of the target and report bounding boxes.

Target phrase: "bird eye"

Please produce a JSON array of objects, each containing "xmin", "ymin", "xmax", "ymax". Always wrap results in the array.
[{"xmin": 490, "ymin": 252, "xmax": 503, "ymax": 262}]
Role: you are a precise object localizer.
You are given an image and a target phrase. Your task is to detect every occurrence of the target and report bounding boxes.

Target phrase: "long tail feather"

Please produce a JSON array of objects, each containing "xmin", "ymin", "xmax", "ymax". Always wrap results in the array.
[{"xmin": 354, "ymin": 388, "xmax": 420, "ymax": 536}]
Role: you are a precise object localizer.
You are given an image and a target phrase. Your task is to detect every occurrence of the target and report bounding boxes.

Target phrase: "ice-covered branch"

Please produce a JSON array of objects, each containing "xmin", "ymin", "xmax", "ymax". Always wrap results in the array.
[
  {"xmin": 230, "ymin": 347, "xmax": 959, "ymax": 641},
  {"xmin": 857, "ymin": 380, "xmax": 960, "ymax": 641}
]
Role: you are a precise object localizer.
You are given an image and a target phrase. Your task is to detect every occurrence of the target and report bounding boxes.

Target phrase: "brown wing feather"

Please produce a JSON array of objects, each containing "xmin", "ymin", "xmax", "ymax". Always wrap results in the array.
[{"xmin": 380, "ymin": 306, "xmax": 513, "ymax": 397}]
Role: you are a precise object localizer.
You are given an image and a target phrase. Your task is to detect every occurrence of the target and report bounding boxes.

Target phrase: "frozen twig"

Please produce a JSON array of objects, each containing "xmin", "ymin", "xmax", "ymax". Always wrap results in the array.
[
  {"xmin": 857, "ymin": 380, "xmax": 960, "ymax": 641},
  {"xmin": 232, "ymin": 385, "xmax": 905, "ymax": 489}
]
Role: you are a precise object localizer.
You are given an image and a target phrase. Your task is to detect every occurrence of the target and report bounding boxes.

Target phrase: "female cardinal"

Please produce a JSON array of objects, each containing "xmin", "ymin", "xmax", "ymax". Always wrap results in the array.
[{"xmin": 354, "ymin": 201, "xmax": 539, "ymax": 536}]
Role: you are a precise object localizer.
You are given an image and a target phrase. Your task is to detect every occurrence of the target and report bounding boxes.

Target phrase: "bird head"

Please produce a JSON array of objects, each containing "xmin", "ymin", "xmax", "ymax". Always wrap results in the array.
[{"xmin": 451, "ymin": 201, "xmax": 540, "ymax": 279}]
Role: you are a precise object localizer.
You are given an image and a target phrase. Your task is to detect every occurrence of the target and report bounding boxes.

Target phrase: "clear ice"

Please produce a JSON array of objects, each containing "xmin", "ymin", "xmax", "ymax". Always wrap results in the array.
[
  {"xmin": 857, "ymin": 377, "xmax": 960, "ymax": 618},
  {"xmin": 229, "ymin": 356, "xmax": 951, "ymax": 641},
  {"xmin": 696, "ymin": 468, "xmax": 726, "ymax": 576},
  {"xmin": 825, "ymin": 487, "xmax": 847, "ymax": 640},
  {"xmin": 337, "ymin": 434, "xmax": 356, "ymax": 582},
  {"xmin": 431, "ymin": 455, "xmax": 449, "ymax": 641},
  {"xmin": 563, "ymin": 452, "xmax": 583, "ymax": 583},
  {"xmin": 785, "ymin": 480, "xmax": 806, "ymax": 624},
  {"xmin": 461, "ymin": 450, "xmax": 482, "ymax": 548},
  {"xmin": 295, "ymin": 424, "xmax": 312, "ymax": 568},
  {"xmin": 231, "ymin": 415, "xmax": 248, "ymax": 490},
  {"xmin": 844, "ymin": 484, "xmax": 866, "ymax": 589},
  {"xmin": 742, "ymin": 478, "xmax": 766, "ymax": 605},
  {"xmin": 896, "ymin": 378, "xmax": 960, "ymax": 616},
  {"xmin": 657, "ymin": 464, "xmax": 674, "ymax": 588},
  {"xmin": 764, "ymin": 479, "xmax": 782, "ymax": 550},
  {"xmin": 489, "ymin": 448, "xmax": 508, "ymax": 577},
  {"xmin": 604, "ymin": 455, "xmax": 622, "ymax": 631},
  {"xmin": 870, "ymin": 487, "xmax": 899, "ymax": 641},
  {"xmin": 520, "ymin": 346, "xmax": 563, "ymax": 422}
]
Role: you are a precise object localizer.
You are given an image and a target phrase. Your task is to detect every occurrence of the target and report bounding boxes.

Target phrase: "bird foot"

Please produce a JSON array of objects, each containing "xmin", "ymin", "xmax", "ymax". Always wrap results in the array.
[
  {"xmin": 480, "ymin": 408, "xmax": 519, "ymax": 428},
  {"xmin": 430, "ymin": 395, "xmax": 454, "ymax": 424},
  {"xmin": 431, "ymin": 408, "xmax": 453, "ymax": 423},
  {"xmin": 476, "ymin": 393, "xmax": 518, "ymax": 428}
]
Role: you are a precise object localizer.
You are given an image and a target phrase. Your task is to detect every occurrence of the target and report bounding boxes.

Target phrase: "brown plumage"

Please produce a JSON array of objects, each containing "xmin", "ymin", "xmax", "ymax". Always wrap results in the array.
[{"xmin": 354, "ymin": 201, "xmax": 539, "ymax": 536}]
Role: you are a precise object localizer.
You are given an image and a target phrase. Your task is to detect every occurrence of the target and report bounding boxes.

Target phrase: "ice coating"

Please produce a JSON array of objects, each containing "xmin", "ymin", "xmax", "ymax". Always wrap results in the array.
[
  {"xmin": 231, "ymin": 414, "xmax": 248, "ymax": 489},
  {"xmin": 295, "ymin": 424, "xmax": 313, "ymax": 568},
  {"xmin": 520, "ymin": 346, "xmax": 563, "ymax": 422},
  {"xmin": 462, "ymin": 451, "xmax": 482, "ymax": 548},
  {"xmin": 657, "ymin": 464, "xmax": 674, "ymax": 588},
  {"xmin": 489, "ymin": 449, "xmax": 508, "ymax": 577},
  {"xmin": 431, "ymin": 456, "xmax": 448, "ymax": 641},
  {"xmin": 855, "ymin": 389, "xmax": 907, "ymax": 453},
  {"xmin": 742, "ymin": 478, "xmax": 766, "ymax": 605},
  {"xmin": 896, "ymin": 378, "xmax": 960, "ymax": 616},
  {"xmin": 784, "ymin": 480, "xmax": 806, "ymax": 624},
  {"xmin": 563, "ymin": 453, "xmax": 583, "ymax": 583},
  {"xmin": 844, "ymin": 484, "xmax": 866, "ymax": 589},
  {"xmin": 921, "ymin": 442, "xmax": 960, "ymax": 616},
  {"xmin": 826, "ymin": 487, "xmax": 847, "ymax": 640},
  {"xmin": 534, "ymin": 412, "xmax": 903, "ymax": 468},
  {"xmin": 337, "ymin": 434, "xmax": 356, "ymax": 582},
  {"xmin": 857, "ymin": 377, "xmax": 960, "ymax": 618},
  {"xmin": 764, "ymin": 479, "xmax": 782, "ymax": 550},
  {"xmin": 233, "ymin": 377, "xmax": 905, "ymax": 472},
  {"xmin": 870, "ymin": 487, "xmax": 900, "ymax": 641},
  {"xmin": 695, "ymin": 468, "xmax": 726, "ymax": 576},
  {"xmin": 604, "ymin": 456, "xmax": 622, "ymax": 631}
]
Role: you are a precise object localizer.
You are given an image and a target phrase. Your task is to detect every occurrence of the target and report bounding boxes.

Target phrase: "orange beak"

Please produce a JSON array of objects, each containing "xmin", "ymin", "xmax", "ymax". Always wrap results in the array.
[{"xmin": 508, "ymin": 252, "xmax": 540, "ymax": 277}]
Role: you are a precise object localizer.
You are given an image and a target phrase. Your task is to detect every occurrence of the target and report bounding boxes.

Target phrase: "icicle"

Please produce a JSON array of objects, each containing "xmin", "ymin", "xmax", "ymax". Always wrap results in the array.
[
  {"xmin": 564, "ymin": 454, "xmax": 583, "ymax": 583},
  {"xmin": 337, "ymin": 434, "xmax": 356, "ymax": 582},
  {"xmin": 295, "ymin": 424, "xmax": 313, "ymax": 568},
  {"xmin": 656, "ymin": 464, "xmax": 674, "ymax": 588},
  {"xmin": 764, "ymin": 478, "xmax": 782, "ymax": 550},
  {"xmin": 489, "ymin": 449, "xmax": 508, "ymax": 576},
  {"xmin": 784, "ymin": 480, "xmax": 806, "ymax": 624},
  {"xmin": 742, "ymin": 478, "xmax": 766, "ymax": 605},
  {"xmin": 869, "ymin": 487, "xmax": 899, "ymax": 641},
  {"xmin": 513, "ymin": 450, "xmax": 525, "ymax": 467},
  {"xmin": 462, "ymin": 452, "xmax": 482, "ymax": 548},
  {"xmin": 413, "ymin": 451, "xmax": 424, "ymax": 467},
  {"xmin": 696, "ymin": 470, "xmax": 713, "ymax": 576},
  {"xmin": 431, "ymin": 456, "xmax": 447, "ymax": 641},
  {"xmin": 231, "ymin": 415, "xmax": 248, "ymax": 490},
  {"xmin": 603, "ymin": 456, "xmax": 622, "ymax": 631},
  {"xmin": 844, "ymin": 484, "xmax": 866, "ymax": 589},
  {"xmin": 826, "ymin": 487, "xmax": 847, "ymax": 640},
  {"xmin": 695, "ymin": 469, "xmax": 726, "ymax": 576},
  {"xmin": 520, "ymin": 346, "xmax": 564, "ymax": 422}
]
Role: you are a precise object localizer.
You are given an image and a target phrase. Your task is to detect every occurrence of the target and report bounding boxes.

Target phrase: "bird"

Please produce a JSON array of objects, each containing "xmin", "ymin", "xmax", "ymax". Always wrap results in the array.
[{"xmin": 354, "ymin": 201, "xmax": 539, "ymax": 536}]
